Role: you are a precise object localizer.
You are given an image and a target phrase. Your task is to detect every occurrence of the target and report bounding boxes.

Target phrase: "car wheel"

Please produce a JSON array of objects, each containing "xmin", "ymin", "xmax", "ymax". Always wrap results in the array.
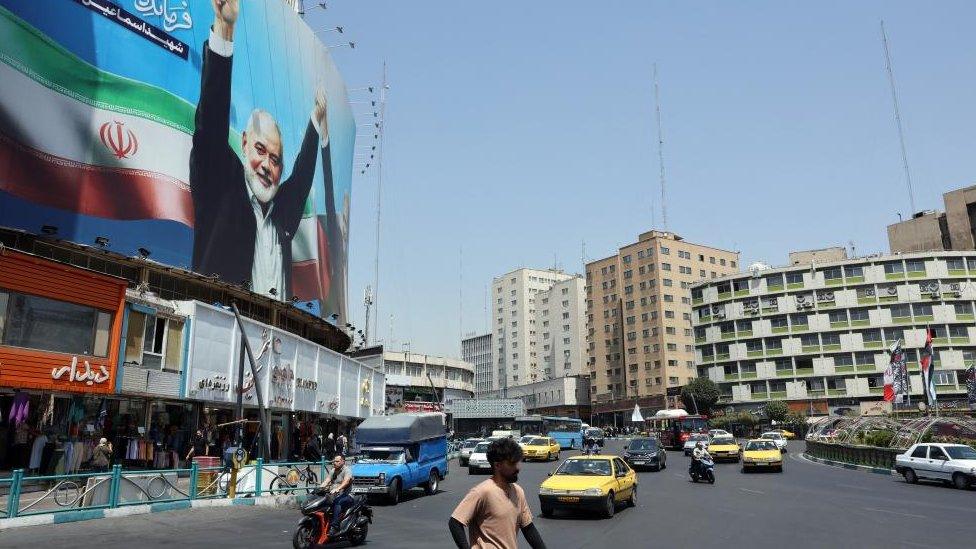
[
  {"xmin": 603, "ymin": 492, "xmax": 615, "ymax": 518},
  {"xmin": 388, "ymin": 478, "xmax": 401, "ymax": 505},
  {"xmin": 459, "ymin": 458, "xmax": 467, "ymax": 467},
  {"xmin": 903, "ymin": 469, "xmax": 918, "ymax": 484},
  {"xmin": 952, "ymin": 473, "xmax": 971, "ymax": 490},
  {"xmin": 425, "ymin": 470, "xmax": 439, "ymax": 495},
  {"xmin": 741, "ymin": 466, "xmax": 748, "ymax": 474},
  {"xmin": 627, "ymin": 486, "xmax": 637, "ymax": 508}
]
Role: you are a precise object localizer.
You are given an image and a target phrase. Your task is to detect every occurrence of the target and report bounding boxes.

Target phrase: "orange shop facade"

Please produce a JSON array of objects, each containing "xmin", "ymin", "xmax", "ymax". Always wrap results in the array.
[{"xmin": 0, "ymin": 249, "xmax": 126, "ymax": 473}]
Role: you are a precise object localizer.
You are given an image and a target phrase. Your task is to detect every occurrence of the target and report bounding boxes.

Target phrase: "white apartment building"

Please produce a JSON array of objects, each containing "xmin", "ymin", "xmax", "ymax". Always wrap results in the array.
[
  {"xmin": 492, "ymin": 268, "xmax": 587, "ymax": 391},
  {"xmin": 462, "ymin": 333, "xmax": 493, "ymax": 394}
]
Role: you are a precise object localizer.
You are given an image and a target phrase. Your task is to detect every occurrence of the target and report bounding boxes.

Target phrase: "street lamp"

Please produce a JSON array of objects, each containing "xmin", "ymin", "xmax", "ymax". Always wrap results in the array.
[
  {"xmin": 329, "ymin": 42, "xmax": 355, "ymax": 50},
  {"xmin": 315, "ymin": 26, "xmax": 343, "ymax": 35}
]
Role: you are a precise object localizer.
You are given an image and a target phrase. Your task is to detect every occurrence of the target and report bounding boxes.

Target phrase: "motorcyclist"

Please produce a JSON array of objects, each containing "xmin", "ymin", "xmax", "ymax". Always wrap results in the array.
[
  {"xmin": 319, "ymin": 455, "xmax": 354, "ymax": 537},
  {"xmin": 691, "ymin": 441, "xmax": 711, "ymax": 477}
]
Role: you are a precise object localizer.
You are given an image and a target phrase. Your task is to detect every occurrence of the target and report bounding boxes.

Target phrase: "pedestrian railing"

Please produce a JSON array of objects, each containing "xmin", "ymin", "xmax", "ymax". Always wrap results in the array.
[
  {"xmin": 0, "ymin": 459, "xmax": 335, "ymax": 520},
  {"xmin": 804, "ymin": 440, "xmax": 902, "ymax": 470}
]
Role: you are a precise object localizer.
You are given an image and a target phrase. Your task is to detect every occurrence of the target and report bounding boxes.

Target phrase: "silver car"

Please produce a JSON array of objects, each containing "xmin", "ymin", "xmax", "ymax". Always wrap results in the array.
[
  {"xmin": 895, "ymin": 443, "xmax": 976, "ymax": 489},
  {"xmin": 458, "ymin": 438, "xmax": 483, "ymax": 466}
]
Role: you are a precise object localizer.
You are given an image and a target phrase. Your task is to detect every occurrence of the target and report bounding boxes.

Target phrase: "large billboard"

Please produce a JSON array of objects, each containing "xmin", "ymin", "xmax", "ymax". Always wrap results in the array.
[{"xmin": 0, "ymin": 0, "xmax": 353, "ymax": 321}]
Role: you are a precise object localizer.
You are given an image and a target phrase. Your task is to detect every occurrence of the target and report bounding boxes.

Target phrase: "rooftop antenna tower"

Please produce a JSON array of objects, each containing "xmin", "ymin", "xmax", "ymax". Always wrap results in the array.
[
  {"xmin": 880, "ymin": 21, "xmax": 918, "ymax": 216},
  {"xmin": 371, "ymin": 62, "xmax": 388, "ymax": 345},
  {"xmin": 653, "ymin": 63, "xmax": 669, "ymax": 231}
]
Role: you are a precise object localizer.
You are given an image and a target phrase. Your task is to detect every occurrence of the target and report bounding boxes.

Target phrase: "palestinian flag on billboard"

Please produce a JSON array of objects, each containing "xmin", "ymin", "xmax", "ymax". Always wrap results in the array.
[
  {"xmin": 888, "ymin": 339, "xmax": 909, "ymax": 403},
  {"xmin": 919, "ymin": 327, "xmax": 937, "ymax": 407}
]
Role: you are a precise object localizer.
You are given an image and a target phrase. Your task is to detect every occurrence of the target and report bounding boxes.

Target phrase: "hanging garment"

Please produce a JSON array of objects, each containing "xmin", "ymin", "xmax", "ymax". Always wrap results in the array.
[
  {"xmin": 67, "ymin": 397, "xmax": 85, "ymax": 424},
  {"xmin": 41, "ymin": 394, "xmax": 55, "ymax": 427},
  {"xmin": 9, "ymin": 392, "xmax": 29, "ymax": 426},
  {"xmin": 29, "ymin": 434, "xmax": 48, "ymax": 469}
]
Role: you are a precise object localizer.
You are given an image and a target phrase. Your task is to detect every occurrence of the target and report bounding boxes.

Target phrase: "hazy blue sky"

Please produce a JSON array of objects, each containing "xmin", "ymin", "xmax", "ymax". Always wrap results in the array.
[{"xmin": 306, "ymin": 1, "xmax": 976, "ymax": 357}]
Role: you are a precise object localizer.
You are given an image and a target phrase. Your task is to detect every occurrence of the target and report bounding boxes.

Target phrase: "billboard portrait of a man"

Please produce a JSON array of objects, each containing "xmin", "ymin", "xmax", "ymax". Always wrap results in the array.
[{"xmin": 190, "ymin": 0, "xmax": 334, "ymax": 299}]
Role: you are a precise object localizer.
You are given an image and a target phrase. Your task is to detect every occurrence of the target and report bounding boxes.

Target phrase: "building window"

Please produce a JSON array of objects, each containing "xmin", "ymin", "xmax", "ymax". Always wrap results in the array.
[
  {"xmin": 883, "ymin": 261, "xmax": 904, "ymax": 275},
  {"xmin": 1, "ymin": 290, "xmax": 112, "ymax": 357},
  {"xmin": 660, "ymin": 246, "xmax": 670, "ymax": 255}
]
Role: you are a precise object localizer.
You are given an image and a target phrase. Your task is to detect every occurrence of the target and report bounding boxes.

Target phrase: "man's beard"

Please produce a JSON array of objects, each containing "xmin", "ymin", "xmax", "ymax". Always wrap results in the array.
[
  {"xmin": 244, "ymin": 163, "xmax": 278, "ymax": 205},
  {"xmin": 502, "ymin": 470, "xmax": 518, "ymax": 483}
]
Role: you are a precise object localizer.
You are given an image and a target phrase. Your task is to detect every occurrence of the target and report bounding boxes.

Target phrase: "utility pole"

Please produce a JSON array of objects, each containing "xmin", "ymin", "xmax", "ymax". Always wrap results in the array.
[
  {"xmin": 372, "ymin": 62, "xmax": 388, "ymax": 345},
  {"xmin": 880, "ymin": 21, "xmax": 918, "ymax": 216},
  {"xmin": 653, "ymin": 63, "xmax": 668, "ymax": 231},
  {"xmin": 363, "ymin": 285, "xmax": 373, "ymax": 346}
]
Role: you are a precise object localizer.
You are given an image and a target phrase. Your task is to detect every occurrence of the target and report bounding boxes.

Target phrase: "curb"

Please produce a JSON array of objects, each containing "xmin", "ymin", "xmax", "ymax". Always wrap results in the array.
[
  {"xmin": 801, "ymin": 453, "xmax": 894, "ymax": 476},
  {"xmin": 0, "ymin": 493, "xmax": 308, "ymax": 531}
]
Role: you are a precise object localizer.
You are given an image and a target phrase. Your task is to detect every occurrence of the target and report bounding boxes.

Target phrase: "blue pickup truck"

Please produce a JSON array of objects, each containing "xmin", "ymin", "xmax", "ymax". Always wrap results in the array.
[{"xmin": 350, "ymin": 413, "xmax": 448, "ymax": 505}]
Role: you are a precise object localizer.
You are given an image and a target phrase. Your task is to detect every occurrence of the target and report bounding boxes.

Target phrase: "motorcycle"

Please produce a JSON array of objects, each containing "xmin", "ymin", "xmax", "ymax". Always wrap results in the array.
[
  {"xmin": 582, "ymin": 439, "xmax": 601, "ymax": 455},
  {"xmin": 689, "ymin": 456, "xmax": 715, "ymax": 484},
  {"xmin": 293, "ymin": 491, "xmax": 373, "ymax": 548}
]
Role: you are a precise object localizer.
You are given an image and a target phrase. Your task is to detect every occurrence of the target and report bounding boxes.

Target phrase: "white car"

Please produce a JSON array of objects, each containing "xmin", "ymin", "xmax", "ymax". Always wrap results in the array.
[
  {"xmin": 760, "ymin": 432, "xmax": 788, "ymax": 452},
  {"xmin": 458, "ymin": 438, "xmax": 483, "ymax": 466},
  {"xmin": 708, "ymin": 429, "xmax": 731, "ymax": 439},
  {"xmin": 467, "ymin": 441, "xmax": 493, "ymax": 475},
  {"xmin": 895, "ymin": 443, "xmax": 976, "ymax": 489},
  {"xmin": 683, "ymin": 433, "xmax": 710, "ymax": 456}
]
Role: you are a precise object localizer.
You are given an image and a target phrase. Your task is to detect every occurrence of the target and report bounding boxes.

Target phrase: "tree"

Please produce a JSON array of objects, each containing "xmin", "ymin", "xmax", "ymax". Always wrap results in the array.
[
  {"xmin": 764, "ymin": 401, "xmax": 791, "ymax": 423},
  {"xmin": 681, "ymin": 378, "xmax": 720, "ymax": 415}
]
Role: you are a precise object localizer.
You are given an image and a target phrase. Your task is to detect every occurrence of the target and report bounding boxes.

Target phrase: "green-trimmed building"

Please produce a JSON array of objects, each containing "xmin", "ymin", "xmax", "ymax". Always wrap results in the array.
[{"xmin": 691, "ymin": 252, "xmax": 976, "ymax": 412}]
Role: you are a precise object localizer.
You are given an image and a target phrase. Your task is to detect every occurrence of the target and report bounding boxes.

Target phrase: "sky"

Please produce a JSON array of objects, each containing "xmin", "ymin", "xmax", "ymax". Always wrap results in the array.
[{"xmin": 304, "ymin": 0, "xmax": 976, "ymax": 358}]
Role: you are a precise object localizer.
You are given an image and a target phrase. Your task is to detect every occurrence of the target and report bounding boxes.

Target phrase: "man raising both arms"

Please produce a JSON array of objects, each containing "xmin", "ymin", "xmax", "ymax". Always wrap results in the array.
[{"xmin": 449, "ymin": 438, "xmax": 546, "ymax": 549}]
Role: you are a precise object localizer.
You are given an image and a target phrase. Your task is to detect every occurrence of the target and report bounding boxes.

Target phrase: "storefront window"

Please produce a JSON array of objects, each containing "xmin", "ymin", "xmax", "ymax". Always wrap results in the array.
[{"xmin": 1, "ymin": 290, "xmax": 111, "ymax": 357}]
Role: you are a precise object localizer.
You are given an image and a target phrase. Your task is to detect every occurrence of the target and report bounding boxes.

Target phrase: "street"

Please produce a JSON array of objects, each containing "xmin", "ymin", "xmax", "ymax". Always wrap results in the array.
[{"xmin": 2, "ymin": 439, "xmax": 974, "ymax": 548}]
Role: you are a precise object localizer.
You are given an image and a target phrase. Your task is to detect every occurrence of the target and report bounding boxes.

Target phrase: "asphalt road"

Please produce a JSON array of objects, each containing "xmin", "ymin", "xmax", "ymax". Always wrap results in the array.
[{"xmin": 3, "ymin": 439, "xmax": 975, "ymax": 548}]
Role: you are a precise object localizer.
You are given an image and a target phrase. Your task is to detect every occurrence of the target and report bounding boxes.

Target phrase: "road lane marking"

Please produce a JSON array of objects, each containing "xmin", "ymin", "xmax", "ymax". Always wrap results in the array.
[
  {"xmin": 738, "ymin": 488, "xmax": 764, "ymax": 495},
  {"xmin": 864, "ymin": 507, "xmax": 926, "ymax": 519}
]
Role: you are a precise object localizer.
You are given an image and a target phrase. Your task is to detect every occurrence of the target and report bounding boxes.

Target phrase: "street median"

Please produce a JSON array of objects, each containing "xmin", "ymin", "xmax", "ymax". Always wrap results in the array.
[{"xmin": 802, "ymin": 440, "xmax": 898, "ymax": 474}]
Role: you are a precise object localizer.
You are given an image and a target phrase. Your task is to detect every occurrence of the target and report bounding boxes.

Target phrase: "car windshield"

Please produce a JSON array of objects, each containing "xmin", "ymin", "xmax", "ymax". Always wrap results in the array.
[
  {"xmin": 711, "ymin": 437, "xmax": 736, "ymax": 445},
  {"xmin": 526, "ymin": 437, "xmax": 548, "ymax": 446},
  {"xmin": 628, "ymin": 439, "xmax": 658, "ymax": 451},
  {"xmin": 945, "ymin": 446, "xmax": 976, "ymax": 460},
  {"xmin": 555, "ymin": 459, "xmax": 611, "ymax": 476},
  {"xmin": 762, "ymin": 433, "xmax": 782, "ymax": 440},
  {"xmin": 746, "ymin": 441, "xmax": 777, "ymax": 451},
  {"xmin": 519, "ymin": 436, "xmax": 535, "ymax": 443},
  {"xmin": 357, "ymin": 449, "xmax": 405, "ymax": 464},
  {"xmin": 687, "ymin": 434, "xmax": 709, "ymax": 443},
  {"xmin": 463, "ymin": 440, "xmax": 481, "ymax": 449},
  {"xmin": 474, "ymin": 443, "xmax": 491, "ymax": 453},
  {"xmin": 586, "ymin": 428, "xmax": 603, "ymax": 437}
]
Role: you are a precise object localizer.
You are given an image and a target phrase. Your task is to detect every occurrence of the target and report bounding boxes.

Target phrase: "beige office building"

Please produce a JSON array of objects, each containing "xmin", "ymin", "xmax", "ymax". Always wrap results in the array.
[
  {"xmin": 888, "ymin": 184, "xmax": 976, "ymax": 253},
  {"xmin": 586, "ymin": 230, "xmax": 739, "ymax": 425}
]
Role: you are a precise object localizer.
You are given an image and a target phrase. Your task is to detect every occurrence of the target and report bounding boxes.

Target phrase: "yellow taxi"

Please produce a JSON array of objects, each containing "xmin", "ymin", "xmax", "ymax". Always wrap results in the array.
[
  {"xmin": 522, "ymin": 436, "xmax": 561, "ymax": 461},
  {"xmin": 538, "ymin": 455, "xmax": 637, "ymax": 518},
  {"xmin": 707, "ymin": 436, "xmax": 741, "ymax": 462},
  {"xmin": 776, "ymin": 428, "xmax": 796, "ymax": 440},
  {"xmin": 741, "ymin": 439, "xmax": 783, "ymax": 473}
]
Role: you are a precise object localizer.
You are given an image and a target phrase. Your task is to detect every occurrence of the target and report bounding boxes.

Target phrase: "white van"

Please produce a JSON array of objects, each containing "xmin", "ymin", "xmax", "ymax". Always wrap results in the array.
[{"xmin": 491, "ymin": 430, "xmax": 520, "ymax": 439}]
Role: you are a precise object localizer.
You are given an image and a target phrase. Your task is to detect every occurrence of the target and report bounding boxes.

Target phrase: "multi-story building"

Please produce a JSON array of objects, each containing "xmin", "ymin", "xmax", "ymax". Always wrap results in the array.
[
  {"xmin": 491, "ymin": 268, "xmax": 587, "ymax": 391},
  {"xmin": 692, "ymin": 252, "xmax": 976, "ymax": 413},
  {"xmin": 478, "ymin": 375, "xmax": 591, "ymax": 419},
  {"xmin": 357, "ymin": 349, "xmax": 475, "ymax": 412},
  {"xmin": 888, "ymin": 184, "xmax": 976, "ymax": 253},
  {"xmin": 587, "ymin": 230, "xmax": 739, "ymax": 425},
  {"xmin": 462, "ymin": 333, "xmax": 493, "ymax": 395}
]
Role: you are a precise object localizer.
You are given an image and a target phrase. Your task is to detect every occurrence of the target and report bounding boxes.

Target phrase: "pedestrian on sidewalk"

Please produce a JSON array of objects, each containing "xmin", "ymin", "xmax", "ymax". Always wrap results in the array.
[
  {"xmin": 92, "ymin": 438, "xmax": 113, "ymax": 473},
  {"xmin": 324, "ymin": 433, "xmax": 336, "ymax": 460},
  {"xmin": 448, "ymin": 438, "xmax": 546, "ymax": 549}
]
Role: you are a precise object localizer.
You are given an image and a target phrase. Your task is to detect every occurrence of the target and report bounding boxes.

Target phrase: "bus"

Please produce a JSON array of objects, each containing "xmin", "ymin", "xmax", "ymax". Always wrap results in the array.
[
  {"xmin": 542, "ymin": 416, "xmax": 583, "ymax": 449},
  {"xmin": 646, "ymin": 410, "xmax": 708, "ymax": 450},
  {"xmin": 514, "ymin": 415, "xmax": 545, "ymax": 436}
]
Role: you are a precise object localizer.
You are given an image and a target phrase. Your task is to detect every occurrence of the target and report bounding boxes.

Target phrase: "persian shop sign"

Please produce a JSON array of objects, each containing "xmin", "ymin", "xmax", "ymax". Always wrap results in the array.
[{"xmin": 51, "ymin": 356, "xmax": 111, "ymax": 386}]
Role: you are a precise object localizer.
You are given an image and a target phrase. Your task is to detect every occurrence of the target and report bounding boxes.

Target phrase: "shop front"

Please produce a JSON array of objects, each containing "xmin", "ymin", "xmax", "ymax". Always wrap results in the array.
[
  {"xmin": 0, "ymin": 249, "xmax": 127, "ymax": 475},
  {"xmin": 179, "ymin": 301, "xmax": 385, "ymax": 463}
]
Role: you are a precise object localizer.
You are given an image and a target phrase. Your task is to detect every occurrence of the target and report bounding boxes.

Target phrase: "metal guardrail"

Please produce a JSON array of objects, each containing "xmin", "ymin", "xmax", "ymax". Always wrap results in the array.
[
  {"xmin": 804, "ymin": 440, "xmax": 902, "ymax": 470},
  {"xmin": 0, "ymin": 458, "xmax": 335, "ymax": 520}
]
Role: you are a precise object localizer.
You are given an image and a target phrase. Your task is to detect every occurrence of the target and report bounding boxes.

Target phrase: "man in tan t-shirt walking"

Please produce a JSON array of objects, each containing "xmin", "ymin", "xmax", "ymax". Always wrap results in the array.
[{"xmin": 449, "ymin": 438, "xmax": 547, "ymax": 549}]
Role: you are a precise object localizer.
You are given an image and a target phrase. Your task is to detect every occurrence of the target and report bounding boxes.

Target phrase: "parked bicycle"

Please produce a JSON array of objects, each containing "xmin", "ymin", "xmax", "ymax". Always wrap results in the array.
[{"xmin": 270, "ymin": 463, "xmax": 319, "ymax": 495}]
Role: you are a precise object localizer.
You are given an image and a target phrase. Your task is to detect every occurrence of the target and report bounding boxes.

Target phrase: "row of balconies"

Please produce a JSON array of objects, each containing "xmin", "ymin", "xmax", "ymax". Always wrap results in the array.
[
  {"xmin": 707, "ymin": 350, "xmax": 971, "ymax": 384},
  {"xmin": 693, "ymin": 256, "xmax": 973, "ymax": 306},
  {"xmin": 696, "ymin": 325, "xmax": 976, "ymax": 364},
  {"xmin": 724, "ymin": 374, "xmax": 967, "ymax": 403},
  {"xmin": 694, "ymin": 281, "xmax": 976, "ymax": 327}
]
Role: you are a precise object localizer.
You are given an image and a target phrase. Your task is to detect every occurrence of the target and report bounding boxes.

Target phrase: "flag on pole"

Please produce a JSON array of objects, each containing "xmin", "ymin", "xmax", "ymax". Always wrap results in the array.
[
  {"xmin": 965, "ymin": 364, "xmax": 976, "ymax": 406},
  {"xmin": 882, "ymin": 361, "xmax": 895, "ymax": 402},
  {"xmin": 889, "ymin": 339, "xmax": 909, "ymax": 403},
  {"xmin": 919, "ymin": 327, "xmax": 937, "ymax": 407}
]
